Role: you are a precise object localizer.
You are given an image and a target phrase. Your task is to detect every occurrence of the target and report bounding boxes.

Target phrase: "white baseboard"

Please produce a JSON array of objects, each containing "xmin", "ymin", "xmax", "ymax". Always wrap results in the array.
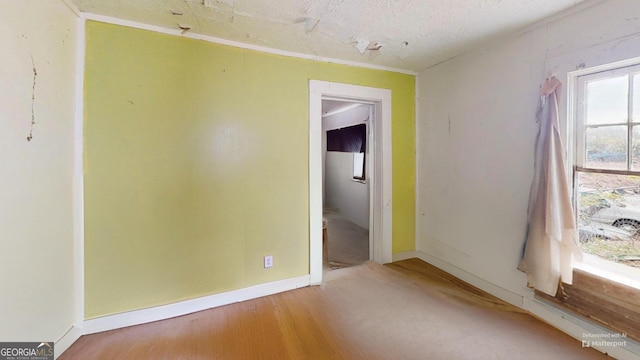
[
  {"xmin": 403, "ymin": 250, "xmax": 525, "ymax": 308},
  {"xmin": 58, "ymin": 254, "xmax": 640, "ymax": 360},
  {"xmin": 401, "ymin": 250, "xmax": 640, "ymax": 359},
  {"xmin": 392, "ymin": 250, "xmax": 419, "ymax": 262},
  {"xmin": 54, "ymin": 275, "xmax": 310, "ymax": 357},
  {"xmin": 80, "ymin": 275, "xmax": 310, "ymax": 335},
  {"xmin": 55, "ymin": 326, "xmax": 82, "ymax": 359},
  {"xmin": 525, "ymin": 297, "xmax": 640, "ymax": 360}
]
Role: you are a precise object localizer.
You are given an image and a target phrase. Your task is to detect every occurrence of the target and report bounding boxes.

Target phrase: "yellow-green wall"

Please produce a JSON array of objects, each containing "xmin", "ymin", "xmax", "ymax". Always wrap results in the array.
[{"xmin": 84, "ymin": 21, "xmax": 415, "ymax": 318}]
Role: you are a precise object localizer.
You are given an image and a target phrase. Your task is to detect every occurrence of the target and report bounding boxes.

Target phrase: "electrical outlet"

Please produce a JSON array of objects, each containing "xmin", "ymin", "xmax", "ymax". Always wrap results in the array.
[{"xmin": 264, "ymin": 255, "xmax": 273, "ymax": 268}]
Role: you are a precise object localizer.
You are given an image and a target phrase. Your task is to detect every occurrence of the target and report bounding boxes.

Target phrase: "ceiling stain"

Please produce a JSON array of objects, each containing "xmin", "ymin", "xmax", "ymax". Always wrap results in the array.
[{"xmin": 71, "ymin": 0, "xmax": 586, "ymax": 72}]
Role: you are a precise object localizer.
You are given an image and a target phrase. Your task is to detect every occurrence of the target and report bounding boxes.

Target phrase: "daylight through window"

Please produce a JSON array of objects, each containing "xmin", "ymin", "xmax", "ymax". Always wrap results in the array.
[
  {"xmin": 574, "ymin": 64, "xmax": 640, "ymax": 269},
  {"xmin": 353, "ymin": 152, "xmax": 365, "ymax": 180}
]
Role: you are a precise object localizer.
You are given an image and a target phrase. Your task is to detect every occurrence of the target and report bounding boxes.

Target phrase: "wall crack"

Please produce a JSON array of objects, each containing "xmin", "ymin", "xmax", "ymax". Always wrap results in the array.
[{"xmin": 27, "ymin": 56, "xmax": 37, "ymax": 142}]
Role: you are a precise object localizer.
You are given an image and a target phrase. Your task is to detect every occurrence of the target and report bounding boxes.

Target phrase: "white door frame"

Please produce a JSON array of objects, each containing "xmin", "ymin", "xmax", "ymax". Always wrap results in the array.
[{"xmin": 309, "ymin": 80, "xmax": 392, "ymax": 285}]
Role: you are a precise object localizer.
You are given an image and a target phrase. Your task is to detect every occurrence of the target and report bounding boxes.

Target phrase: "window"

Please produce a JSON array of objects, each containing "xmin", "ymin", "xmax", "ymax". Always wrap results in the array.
[
  {"xmin": 353, "ymin": 152, "xmax": 365, "ymax": 180},
  {"xmin": 326, "ymin": 124, "xmax": 367, "ymax": 181},
  {"xmin": 540, "ymin": 63, "xmax": 640, "ymax": 343},
  {"xmin": 574, "ymin": 64, "xmax": 640, "ymax": 271}
]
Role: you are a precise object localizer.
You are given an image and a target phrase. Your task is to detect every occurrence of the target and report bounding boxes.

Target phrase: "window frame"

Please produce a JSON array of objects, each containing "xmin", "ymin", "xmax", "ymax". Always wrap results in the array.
[
  {"xmin": 575, "ymin": 64, "xmax": 640, "ymax": 174},
  {"xmin": 568, "ymin": 59, "xmax": 640, "ymax": 289},
  {"xmin": 545, "ymin": 62, "xmax": 640, "ymax": 343}
]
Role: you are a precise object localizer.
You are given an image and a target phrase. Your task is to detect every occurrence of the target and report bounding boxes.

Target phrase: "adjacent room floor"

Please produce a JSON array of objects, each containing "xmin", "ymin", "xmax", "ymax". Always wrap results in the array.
[
  {"xmin": 61, "ymin": 259, "xmax": 609, "ymax": 359},
  {"xmin": 323, "ymin": 208, "xmax": 369, "ymax": 270}
]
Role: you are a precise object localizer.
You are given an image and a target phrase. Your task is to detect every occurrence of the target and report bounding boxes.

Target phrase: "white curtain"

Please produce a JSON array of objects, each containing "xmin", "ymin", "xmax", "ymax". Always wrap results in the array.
[{"xmin": 519, "ymin": 77, "xmax": 581, "ymax": 297}]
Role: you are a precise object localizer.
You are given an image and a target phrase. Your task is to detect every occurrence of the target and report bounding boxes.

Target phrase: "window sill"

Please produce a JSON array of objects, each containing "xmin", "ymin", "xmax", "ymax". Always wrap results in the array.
[
  {"xmin": 574, "ymin": 253, "xmax": 640, "ymax": 290},
  {"xmin": 535, "ymin": 259, "xmax": 640, "ymax": 343}
]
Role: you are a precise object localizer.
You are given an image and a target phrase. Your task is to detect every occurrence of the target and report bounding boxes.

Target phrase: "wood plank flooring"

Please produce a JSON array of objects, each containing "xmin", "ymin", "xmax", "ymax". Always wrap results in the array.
[{"xmin": 60, "ymin": 259, "xmax": 610, "ymax": 359}]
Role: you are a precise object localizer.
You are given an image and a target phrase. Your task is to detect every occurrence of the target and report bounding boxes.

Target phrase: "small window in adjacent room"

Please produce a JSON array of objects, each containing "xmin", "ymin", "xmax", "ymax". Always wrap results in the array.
[
  {"xmin": 353, "ymin": 152, "xmax": 365, "ymax": 181},
  {"xmin": 326, "ymin": 123, "xmax": 367, "ymax": 182},
  {"xmin": 574, "ymin": 63, "xmax": 640, "ymax": 273}
]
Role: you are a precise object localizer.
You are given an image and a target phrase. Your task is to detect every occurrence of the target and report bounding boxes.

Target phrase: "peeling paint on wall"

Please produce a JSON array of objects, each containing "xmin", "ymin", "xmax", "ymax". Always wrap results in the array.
[
  {"xmin": 1, "ymin": 0, "xmax": 78, "ymax": 343},
  {"xmin": 27, "ymin": 56, "xmax": 37, "ymax": 142},
  {"xmin": 178, "ymin": 23, "xmax": 192, "ymax": 34}
]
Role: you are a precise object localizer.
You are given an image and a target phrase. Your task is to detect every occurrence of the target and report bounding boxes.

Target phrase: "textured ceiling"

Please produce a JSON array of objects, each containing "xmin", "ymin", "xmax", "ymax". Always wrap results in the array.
[
  {"xmin": 323, "ymin": 100, "xmax": 347, "ymax": 114},
  {"xmin": 71, "ymin": 0, "xmax": 586, "ymax": 72},
  {"xmin": 323, "ymin": 100, "xmax": 359, "ymax": 116}
]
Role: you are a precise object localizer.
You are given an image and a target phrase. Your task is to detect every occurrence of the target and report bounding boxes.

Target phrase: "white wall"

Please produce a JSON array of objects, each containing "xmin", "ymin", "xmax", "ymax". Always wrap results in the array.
[
  {"xmin": 0, "ymin": 0, "xmax": 78, "ymax": 347},
  {"xmin": 323, "ymin": 104, "xmax": 370, "ymax": 229},
  {"xmin": 417, "ymin": 0, "xmax": 640, "ymax": 303},
  {"xmin": 325, "ymin": 152, "xmax": 369, "ymax": 229}
]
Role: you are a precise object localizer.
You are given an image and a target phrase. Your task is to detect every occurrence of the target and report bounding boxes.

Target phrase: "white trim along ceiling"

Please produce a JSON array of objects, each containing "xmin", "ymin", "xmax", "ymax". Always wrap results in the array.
[{"xmin": 69, "ymin": 0, "xmax": 592, "ymax": 72}]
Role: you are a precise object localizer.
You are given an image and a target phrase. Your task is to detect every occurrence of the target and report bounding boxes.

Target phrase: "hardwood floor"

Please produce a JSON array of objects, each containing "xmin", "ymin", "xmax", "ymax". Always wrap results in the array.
[{"xmin": 61, "ymin": 259, "xmax": 610, "ymax": 359}]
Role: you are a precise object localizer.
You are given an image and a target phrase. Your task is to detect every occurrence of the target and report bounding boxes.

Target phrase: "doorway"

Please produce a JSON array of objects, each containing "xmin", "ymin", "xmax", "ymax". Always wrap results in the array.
[
  {"xmin": 308, "ymin": 81, "xmax": 392, "ymax": 285},
  {"xmin": 322, "ymin": 101, "xmax": 372, "ymax": 270}
]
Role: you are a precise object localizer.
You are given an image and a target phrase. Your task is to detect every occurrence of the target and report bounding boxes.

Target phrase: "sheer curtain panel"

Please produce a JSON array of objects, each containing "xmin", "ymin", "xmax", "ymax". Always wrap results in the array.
[{"xmin": 519, "ymin": 77, "xmax": 582, "ymax": 297}]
